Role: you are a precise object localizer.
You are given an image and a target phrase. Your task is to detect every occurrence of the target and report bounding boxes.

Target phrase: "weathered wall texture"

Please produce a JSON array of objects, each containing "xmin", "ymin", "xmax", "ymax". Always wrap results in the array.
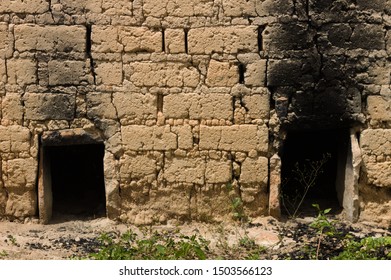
[{"xmin": 0, "ymin": 0, "xmax": 390, "ymax": 225}]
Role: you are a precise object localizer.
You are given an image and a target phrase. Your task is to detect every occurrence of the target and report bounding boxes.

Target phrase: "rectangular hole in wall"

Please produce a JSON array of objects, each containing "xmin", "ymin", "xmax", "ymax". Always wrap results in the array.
[
  {"xmin": 280, "ymin": 129, "xmax": 349, "ymax": 217},
  {"xmin": 46, "ymin": 144, "xmax": 106, "ymax": 220},
  {"xmin": 238, "ymin": 63, "xmax": 246, "ymax": 84}
]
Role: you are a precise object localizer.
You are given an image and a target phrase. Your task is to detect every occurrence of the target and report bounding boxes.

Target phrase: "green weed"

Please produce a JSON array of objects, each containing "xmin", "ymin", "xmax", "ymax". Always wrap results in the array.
[
  {"xmin": 7, "ymin": 235, "xmax": 18, "ymax": 246},
  {"xmin": 310, "ymin": 204, "xmax": 337, "ymax": 259},
  {"xmin": 226, "ymin": 183, "xmax": 248, "ymax": 222},
  {"xmin": 0, "ymin": 250, "xmax": 8, "ymax": 258},
  {"xmin": 333, "ymin": 236, "xmax": 391, "ymax": 260},
  {"xmin": 90, "ymin": 230, "xmax": 210, "ymax": 260}
]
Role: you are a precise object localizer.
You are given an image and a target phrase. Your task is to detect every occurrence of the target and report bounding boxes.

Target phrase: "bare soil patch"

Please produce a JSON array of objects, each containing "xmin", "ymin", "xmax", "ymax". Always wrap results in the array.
[{"xmin": 0, "ymin": 215, "xmax": 390, "ymax": 260}]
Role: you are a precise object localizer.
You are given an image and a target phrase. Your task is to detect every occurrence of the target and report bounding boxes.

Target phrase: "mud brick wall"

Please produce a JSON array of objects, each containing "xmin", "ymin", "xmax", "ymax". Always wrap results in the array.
[
  {"xmin": 265, "ymin": 0, "xmax": 391, "ymax": 225},
  {"xmin": 0, "ymin": 0, "xmax": 390, "ymax": 225}
]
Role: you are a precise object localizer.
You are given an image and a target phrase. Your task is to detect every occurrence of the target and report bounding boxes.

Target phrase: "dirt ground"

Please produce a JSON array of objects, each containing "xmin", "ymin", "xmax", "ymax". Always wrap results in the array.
[{"xmin": 0, "ymin": 214, "xmax": 390, "ymax": 260}]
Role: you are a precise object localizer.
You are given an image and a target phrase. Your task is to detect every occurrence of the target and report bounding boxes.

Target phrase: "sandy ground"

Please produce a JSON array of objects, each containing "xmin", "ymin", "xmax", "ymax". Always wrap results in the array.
[
  {"xmin": 0, "ymin": 215, "xmax": 283, "ymax": 260},
  {"xmin": 0, "ymin": 215, "xmax": 389, "ymax": 260}
]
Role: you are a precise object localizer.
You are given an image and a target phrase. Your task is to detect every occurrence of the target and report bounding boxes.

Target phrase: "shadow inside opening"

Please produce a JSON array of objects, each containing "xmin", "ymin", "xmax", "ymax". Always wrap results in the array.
[
  {"xmin": 280, "ymin": 129, "xmax": 348, "ymax": 217},
  {"xmin": 48, "ymin": 144, "xmax": 106, "ymax": 220}
]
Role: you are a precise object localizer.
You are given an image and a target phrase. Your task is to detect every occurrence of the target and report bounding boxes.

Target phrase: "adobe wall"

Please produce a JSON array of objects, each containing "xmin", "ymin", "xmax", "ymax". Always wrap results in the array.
[{"xmin": 0, "ymin": 0, "xmax": 390, "ymax": 225}]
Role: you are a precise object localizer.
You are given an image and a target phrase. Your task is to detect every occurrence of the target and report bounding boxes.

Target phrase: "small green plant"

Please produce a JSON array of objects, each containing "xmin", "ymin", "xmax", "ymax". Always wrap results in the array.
[
  {"xmin": 0, "ymin": 250, "xmax": 8, "ymax": 258},
  {"xmin": 282, "ymin": 153, "xmax": 330, "ymax": 218},
  {"xmin": 239, "ymin": 236, "xmax": 257, "ymax": 249},
  {"xmin": 226, "ymin": 183, "xmax": 248, "ymax": 222},
  {"xmin": 238, "ymin": 236, "xmax": 266, "ymax": 260},
  {"xmin": 333, "ymin": 236, "xmax": 391, "ymax": 260},
  {"xmin": 90, "ymin": 230, "xmax": 210, "ymax": 260},
  {"xmin": 7, "ymin": 235, "xmax": 18, "ymax": 246},
  {"xmin": 310, "ymin": 204, "xmax": 337, "ymax": 259}
]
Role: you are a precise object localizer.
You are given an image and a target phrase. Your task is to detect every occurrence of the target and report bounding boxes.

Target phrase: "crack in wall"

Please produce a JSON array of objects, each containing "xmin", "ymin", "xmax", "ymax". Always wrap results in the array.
[
  {"xmin": 305, "ymin": 0, "xmax": 309, "ymax": 18},
  {"xmin": 292, "ymin": 0, "xmax": 298, "ymax": 16},
  {"xmin": 110, "ymin": 93, "xmax": 121, "ymax": 127},
  {"xmin": 157, "ymin": 93, "xmax": 163, "ymax": 114},
  {"xmin": 258, "ymin": 25, "xmax": 266, "ymax": 52},
  {"xmin": 47, "ymin": 0, "xmax": 55, "ymax": 22},
  {"xmin": 85, "ymin": 24, "xmax": 96, "ymax": 85},
  {"xmin": 184, "ymin": 28, "xmax": 189, "ymax": 54},
  {"xmin": 161, "ymin": 28, "xmax": 166, "ymax": 52}
]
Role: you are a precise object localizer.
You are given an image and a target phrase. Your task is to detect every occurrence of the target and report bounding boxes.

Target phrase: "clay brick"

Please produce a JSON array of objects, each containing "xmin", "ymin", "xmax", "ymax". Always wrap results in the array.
[
  {"xmin": 122, "ymin": 126, "xmax": 154, "ymax": 150},
  {"xmin": 92, "ymin": 26, "xmax": 123, "ymax": 53},
  {"xmin": 361, "ymin": 129, "xmax": 391, "ymax": 157},
  {"xmin": 350, "ymin": 24, "xmax": 385, "ymax": 50},
  {"xmin": 56, "ymin": 0, "xmax": 102, "ymax": 13},
  {"xmin": 164, "ymin": 93, "xmax": 232, "ymax": 120},
  {"xmin": 171, "ymin": 125, "xmax": 193, "ymax": 149},
  {"xmin": 243, "ymin": 94, "xmax": 270, "ymax": 119},
  {"xmin": 205, "ymin": 160, "xmax": 232, "ymax": 183},
  {"xmin": 366, "ymin": 62, "xmax": 391, "ymax": 85},
  {"xmin": 220, "ymin": 125, "xmax": 268, "ymax": 152},
  {"xmin": 143, "ymin": 0, "xmax": 214, "ymax": 17},
  {"xmin": 48, "ymin": 60, "xmax": 90, "ymax": 86},
  {"xmin": 0, "ymin": 0, "xmax": 48, "ymax": 13},
  {"xmin": 363, "ymin": 162, "xmax": 391, "ymax": 188},
  {"xmin": 92, "ymin": 26, "xmax": 162, "ymax": 53},
  {"xmin": 143, "ymin": 0, "xmax": 175, "ymax": 17},
  {"xmin": 165, "ymin": 29, "xmax": 186, "ymax": 53},
  {"xmin": 222, "ymin": 0, "xmax": 257, "ymax": 17},
  {"xmin": 367, "ymin": 96, "xmax": 391, "ymax": 123},
  {"xmin": 194, "ymin": 94, "xmax": 233, "ymax": 119},
  {"xmin": 151, "ymin": 126, "xmax": 178, "ymax": 150},
  {"xmin": 164, "ymin": 157, "xmax": 205, "ymax": 184},
  {"xmin": 245, "ymin": 60, "xmax": 267, "ymax": 86},
  {"xmin": 357, "ymin": 0, "xmax": 390, "ymax": 12},
  {"xmin": 267, "ymin": 59, "xmax": 302, "ymax": 86},
  {"xmin": 255, "ymin": 0, "xmax": 293, "ymax": 16},
  {"xmin": 199, "ymin": 125, "xmax": 268, "ymax": 152},
  {"xmin": 125, "ymin": 62, "xmax": 200, "ymax": 87},
  {"xmin": 101, "ymin": 0, "xmax": 132, "ymax": 15},
  {"xmin": 0, "ymin": 24, "xmax": 13, "ymax": 59},
  {"xmin": 199, "ymin": 126, "xmax": 221, "ymax": 150},
  {"xmin": 95, "ymin": 62, "xmax": 123, "ymax": 85},
  {"xmin": 0, "ymin": 125, "xmax": 30, "ymax": 153},
  {"xmin": 15, "ymin": 25, "xmax": 86, "ymax": 53},
  {"xmin": 120, "ymin": 154, "xmax": 156, "ymax": 181},
  {"xmin": 163, "ymin": 94, "xmax": 194, "ymax": 119},
  {"xmin": 263, "ymin": 23, "xmax": 313, "ymax": 53},
  {"xmin": 113, "ymin": 92, "xmax": 157, "ymax": 121},
  {"xmin": 327, "ymin": 24, "xmax": 352, "ymax": 48},
  {"xmin": 240, "ymin": 156, "xmax": 268, "ymax": 184},
  {"xmin": 5, "ymin": 190, "xmax": 36, "ymax": 217},
  {"xmin": 122, "ymin": 125, "xmax": 177, "ymax": 150},
  {"xmin": 24, "ymin": 93, "xmax": 75, "ymax": 121},
  {"xmin": 188, "ymin": 26, "xmax": 258, "ymax": 54},
  {"xmin": 2, "ymin": 93, "xmax": 24, "ymax": 122},
  {"xmin": 7, "ymin": 59, "xmax": 37, "ymax": 86},
  {"xmin": 120, "ymin": 27, "xmax": 162, "ymax": 53},
  {"xmin": 87, "ymin": 93, "xmax": 117, "ymax": 119},
  {"xmin": 206, "ymin": 60, "xmax": 239, "ymax": 87},
  {"xmin": 3, "ymin": 158, "xmax": 37, "ymax": 189}
]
